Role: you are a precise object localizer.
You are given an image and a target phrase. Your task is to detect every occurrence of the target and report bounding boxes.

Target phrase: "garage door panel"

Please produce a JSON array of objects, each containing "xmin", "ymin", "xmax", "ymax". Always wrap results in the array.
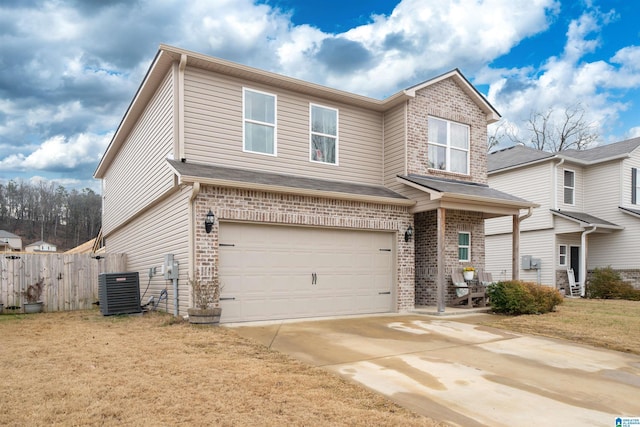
[{"xmin": 219, "ymin": 223, "xmax": 394, "ymax": 322}]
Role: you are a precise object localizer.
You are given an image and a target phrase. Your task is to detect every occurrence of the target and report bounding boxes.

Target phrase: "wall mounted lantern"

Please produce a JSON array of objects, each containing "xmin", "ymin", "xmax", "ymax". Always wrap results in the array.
[
  {"xmin": 404, "ymin": 225, "xmax": 413, "ymax": 242},
  {"xmin": 205, "ymin": 210, "xmax": 215, "ymax": 234}
]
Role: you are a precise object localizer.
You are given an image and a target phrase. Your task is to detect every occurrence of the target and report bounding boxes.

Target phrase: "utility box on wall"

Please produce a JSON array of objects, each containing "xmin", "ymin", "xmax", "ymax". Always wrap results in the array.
[{"xmin": 521, "ymin": 255, "xmax": 532, "ymax": 270}]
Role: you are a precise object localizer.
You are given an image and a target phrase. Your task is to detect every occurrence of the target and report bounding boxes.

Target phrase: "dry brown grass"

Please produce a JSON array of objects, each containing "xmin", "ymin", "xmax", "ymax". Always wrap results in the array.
[
  {"xmin": 484, "ymin": 298, "xmax": 640, "ymax": 354},
  {"xmin": 0, "ymin": 310, "xmax": 441, "ymax": 426}
]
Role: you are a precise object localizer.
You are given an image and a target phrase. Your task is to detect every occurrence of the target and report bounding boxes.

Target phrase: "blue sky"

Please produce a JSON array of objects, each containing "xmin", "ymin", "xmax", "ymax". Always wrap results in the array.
[{"xmin": 1, "ymin": 0, "xmax": 639, "ymax": 192}]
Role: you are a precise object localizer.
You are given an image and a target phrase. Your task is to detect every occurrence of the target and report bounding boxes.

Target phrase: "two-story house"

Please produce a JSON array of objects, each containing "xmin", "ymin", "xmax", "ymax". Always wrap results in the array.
[
  {"xmin": 94, "ymin": 45, "xmax": 534, "ymax": 322},
  {"xmin": 486, "ymin": 139, "xmax": 640, "ymax": 295},
  {"xmin": 25, "ymin": 240, "xmax": 57, "ymax": 253}
]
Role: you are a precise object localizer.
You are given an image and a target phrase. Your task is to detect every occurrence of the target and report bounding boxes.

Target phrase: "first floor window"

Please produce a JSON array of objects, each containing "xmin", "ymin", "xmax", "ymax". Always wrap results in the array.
[
  {"xmin": 559, "ymin": 245, "xmax": 567, "ymax": 266},
  {"xmin": 458, "ymin": 232, "xmax": 470, "ymax": 262},
  {"xmin": 243, "ymin": 88, "xmax": 276, "ymax": 155},
  {"xmin": 310, "ymin": 104, "xmax": 338, "ymax": 164},
  {"xmin": 428, "ymin": 116, "xmax": 469, "ymax": 174}
]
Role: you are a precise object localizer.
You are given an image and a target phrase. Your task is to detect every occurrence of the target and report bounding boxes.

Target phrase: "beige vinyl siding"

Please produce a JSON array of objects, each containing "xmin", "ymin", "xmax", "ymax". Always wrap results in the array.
[
  {"xmin": 486, "ymin": 161, "xmax": 554, "ymax": 235},
  {"xmin": 584, "ymin": 157, "xmax": 639, "ymax": 269},
  {"xmin": 583, "ymin": 160, "xmax": 621, "ymax": 217},
  {"xmin": 621, "ymin": 150, "xmax": 640, "ymax": 208},
  {"xmin": 183, "ymin": 67, "xmax": 384, "ymax": 185},
  {"xmin": 486, "ymin": 227, "xmax": 557, "ymax": 285},
  {"xmin": 102, "ymin": 69, "xmax": 176, "ymax": 234},
  {"xmin": 106, "ymin": 187, "xmax": 191, "ymax": 314},
  {"xmin": 383, "ymin": 103, "xmax": 407, "ymax": 191}
]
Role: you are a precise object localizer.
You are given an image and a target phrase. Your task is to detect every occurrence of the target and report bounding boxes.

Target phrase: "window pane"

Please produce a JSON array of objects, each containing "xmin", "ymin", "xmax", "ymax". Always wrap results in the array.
[
  {"xmin": 428, "ymin": 144, "xmax": 446, "ymax": 170},
  {"xmin": 458, "ymin": 247, "xmax": 469, "ymax": 261},
  {"xmin": 245, "ymin": 122, "xmax": 274, "ymax": 154},
  {"xmin": 450, "ymin": 123, "xmax": 469, "ymax": 149},
  {"xmin": 311, "ymin": 105, "xmax": 337, "ymax": 136},
  {"xmin": 428, "ymin": 117, "xmax": 447, "ymax": 144},
  {"xmin": 245, "ymin": 91, "xmax": 275, "ymax": 123},
  {"xmin": 564, "ymin": 187, "xmax": 573, "ymax": 204},
  {"xmin": 450, "ymin": 149, "xmax": 467, "ymax": 174},
  {"xmin": 559, "ymin": 246, "xmax": 567, "ymax": 255},
  {"xmin": 564, "ymin": 170, "xmax": 574, "ymax": 187},
  {"xmin": 311, "ymin": 135, "xmax": 336, "ymax": 163},
  {"xmin": 458, "ymin": 233, "xmax": 470, "ymax": 245}
]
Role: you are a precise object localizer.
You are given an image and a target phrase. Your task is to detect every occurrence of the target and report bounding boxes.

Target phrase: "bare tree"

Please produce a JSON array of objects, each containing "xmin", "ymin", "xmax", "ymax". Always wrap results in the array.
[{"xmin": 520, "ymin": 104, "xmax": 598, "ymax": 152}]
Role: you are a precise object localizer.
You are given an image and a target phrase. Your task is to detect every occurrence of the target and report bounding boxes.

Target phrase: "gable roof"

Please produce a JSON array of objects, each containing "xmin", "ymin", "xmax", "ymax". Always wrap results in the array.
[
  {"xmin": 167, "ymin": 159, "xmax": 413, "ymax": 205},
  {"xmin": 489, "ymin": 137, "xmax": 640, "ymax": 173},
  {"xmin": 0, "ymin": 230, "xmax": 20, "ymax": 239},
  {"xmin": 95, "ymin": 44, "xmax": 499, "ymax": 178},
  {"xmin": 397, "ymin": 174, "xmax": 537, "ymax": 208}
]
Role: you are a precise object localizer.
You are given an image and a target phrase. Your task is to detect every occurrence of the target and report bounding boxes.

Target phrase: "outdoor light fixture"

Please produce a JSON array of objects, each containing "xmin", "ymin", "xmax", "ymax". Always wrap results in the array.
[
  {"xmin": 204, "ymin": 209, "xmax": 215, "ymax": 234},
  {"xmin": 404, "ymin": 225, "xmax": 413, "ymax": 242}
]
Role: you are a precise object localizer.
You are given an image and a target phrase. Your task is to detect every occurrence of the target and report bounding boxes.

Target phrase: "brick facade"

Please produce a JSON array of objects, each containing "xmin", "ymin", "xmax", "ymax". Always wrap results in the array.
[
  {"xmin": 194, "ymin": 186, "xmax": 415, "ymax": 311},
  {"xmin": 415, "ymin": 209, "xmax": 486, "ymax": 305},
  {"xmin": 406, "ymin": 78, "xmax": 488, "ymax": 184}
]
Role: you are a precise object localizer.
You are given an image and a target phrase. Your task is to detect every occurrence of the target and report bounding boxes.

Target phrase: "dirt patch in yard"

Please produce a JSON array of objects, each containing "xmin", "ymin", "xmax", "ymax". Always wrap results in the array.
[
  {"xmin": 0, "ymin": 310, "xmax": 443, "ymax": 426},
  {"xmin": 484, "ymin": 298, "xmax": 640, "ymax": 355}
]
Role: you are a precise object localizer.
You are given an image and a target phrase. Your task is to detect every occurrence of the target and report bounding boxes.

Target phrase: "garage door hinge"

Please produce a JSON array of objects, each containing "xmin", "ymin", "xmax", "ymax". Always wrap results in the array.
[
  {"xmin": 220, "ymin": 297, "xmax": 236, "ymax": 301},
  {"xmin": 379, "ymin": 248, "xmax": 391, "ymax": 252},
  {"xmin": 379, "ymin": 291, "xmax": 391, "ymax": 295},
  {"xmin": 219, "ymin": 243, "xmax": 235, "ymax": 247}
]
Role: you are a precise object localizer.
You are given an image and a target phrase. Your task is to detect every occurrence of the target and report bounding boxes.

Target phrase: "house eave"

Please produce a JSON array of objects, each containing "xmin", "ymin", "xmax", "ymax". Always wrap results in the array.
[{"xmin": 176, "ymin": 174, "xmax": 416, "ymax": 207}]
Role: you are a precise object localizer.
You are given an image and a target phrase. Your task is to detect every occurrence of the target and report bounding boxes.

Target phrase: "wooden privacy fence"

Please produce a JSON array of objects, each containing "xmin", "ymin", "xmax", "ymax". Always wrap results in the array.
[{"xmin": 0, "ymin": 253, "xmax": 127, "ymax": 312}]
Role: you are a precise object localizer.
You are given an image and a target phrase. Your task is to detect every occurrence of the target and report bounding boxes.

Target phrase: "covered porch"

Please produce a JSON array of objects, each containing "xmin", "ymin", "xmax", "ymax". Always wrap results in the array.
[{"xmin": 398, "ymin": 174, "xmax": 538, "ymax": 313}]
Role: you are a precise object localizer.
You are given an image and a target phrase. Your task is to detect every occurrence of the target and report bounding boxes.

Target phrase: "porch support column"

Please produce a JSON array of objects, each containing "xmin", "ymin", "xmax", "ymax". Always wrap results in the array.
[
  {"xmin": 437, "ymin": 207, "xmax": 446, "ymax": 313},
  {"xmin": 512, "ymin": 214, "xmax": 520, "ymax": 280}
]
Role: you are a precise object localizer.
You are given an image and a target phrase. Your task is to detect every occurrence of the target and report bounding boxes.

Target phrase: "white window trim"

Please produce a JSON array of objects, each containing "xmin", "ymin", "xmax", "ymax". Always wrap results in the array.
[
  {"xmin": 428, "ymin": 116, "xmax": 470, "ymax": 175},
  {"xmin": 558, "ymin": 244, "xmax": 567, "ymax": 267},
  {"xmin": 458, "ymin": 231, "xmax": 471, "ymax": 262},
  {"xmin": 309, "ymin": 103, "xmax": 339, "ymax": 165},
  {"xmin": 563, "ymin": 168, "xmax": 575, "ymax": 205},
  {"xmin": 242, "ymin": 87, "xmax": 277, "ymax": 156}
]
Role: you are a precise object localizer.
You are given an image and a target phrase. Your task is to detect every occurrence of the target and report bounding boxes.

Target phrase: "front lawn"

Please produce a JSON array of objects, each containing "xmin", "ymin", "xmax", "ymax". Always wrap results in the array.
[
  {"xmin": 484, "ymin": 298, "xmax": 640, "ymax": 354},
  {"xmin": 0, "ymin": 311, "xmax": 440, "ymax": 426}
]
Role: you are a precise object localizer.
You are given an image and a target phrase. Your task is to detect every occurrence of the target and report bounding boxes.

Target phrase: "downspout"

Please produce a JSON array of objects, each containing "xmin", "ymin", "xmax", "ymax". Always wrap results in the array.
[
  {"xmin": 580, "ymin": 226, "xmax": 597, "ymax": 297},
  {"xmin": 553, "ymin": 158, "xmax": 565, "ymax": 210}
]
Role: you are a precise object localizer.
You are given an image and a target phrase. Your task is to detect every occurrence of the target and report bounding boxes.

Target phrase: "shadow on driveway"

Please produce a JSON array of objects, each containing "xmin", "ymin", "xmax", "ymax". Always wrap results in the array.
[{"xmin": 231, "ymin": 314, "xmax": 640, "ymax": 427}]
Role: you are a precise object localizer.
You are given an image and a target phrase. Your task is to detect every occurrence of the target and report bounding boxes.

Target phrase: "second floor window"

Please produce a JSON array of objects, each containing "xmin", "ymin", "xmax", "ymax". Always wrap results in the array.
[
  {"xmin": 428, "ymin": 116, "xmax": 469, "ymax": 174},
  {"xmin": 243, "ymin": 88, "xmax": 276, "ymax": 155},
  {"xmin": 632, "ymin": 168, "xmax": 638, "ymax": 205},
  {"xmin": 563, "ymin": 169, "xmax": 575, "ymax": 205},
  {"xmin": 310, "ymin": 104, "xmax": 338, "ymax": 164}
]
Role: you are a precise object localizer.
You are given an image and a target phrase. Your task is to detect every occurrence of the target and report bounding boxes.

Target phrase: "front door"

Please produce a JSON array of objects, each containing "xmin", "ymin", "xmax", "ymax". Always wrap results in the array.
[{"xmin": 570, "ymin": 246, "xmax": 580, "ymax": 282}]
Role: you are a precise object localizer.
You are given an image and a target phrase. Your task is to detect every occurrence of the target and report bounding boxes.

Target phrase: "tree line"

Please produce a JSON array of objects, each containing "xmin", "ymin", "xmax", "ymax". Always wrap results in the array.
[{"xmin": 0, "ymin": 180, "xmax": 101, "ymax": 251}]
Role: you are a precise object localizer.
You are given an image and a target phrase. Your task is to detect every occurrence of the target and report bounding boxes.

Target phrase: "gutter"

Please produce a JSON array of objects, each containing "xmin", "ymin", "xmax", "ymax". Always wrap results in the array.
[
  {"xmin": 178, "ymin": 54, "xmax": 187, "ymax": 161},
  {"xmin": 188, "ymin": 182, "xmax": 201, "ymax": 284}
]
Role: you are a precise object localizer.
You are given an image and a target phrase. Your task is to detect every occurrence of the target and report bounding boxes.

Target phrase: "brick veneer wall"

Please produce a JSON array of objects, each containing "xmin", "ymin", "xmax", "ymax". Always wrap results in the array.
[
  {"xmin": 194, "ymin": 186, "xmax": 415, "ymax": 312},
  {"xmin": 415, "ymin": 209, "xmax": 486, "ymax": 305},
  {"xmin": 406, "ymin": 78, "xmax": 488, "ymax": 184}
]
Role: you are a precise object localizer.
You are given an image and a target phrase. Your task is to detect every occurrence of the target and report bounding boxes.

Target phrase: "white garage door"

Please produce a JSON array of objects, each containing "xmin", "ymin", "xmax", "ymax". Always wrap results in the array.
[{"xmin": 218, "ymin": 222, "xmax": 395, "ymax": 322}]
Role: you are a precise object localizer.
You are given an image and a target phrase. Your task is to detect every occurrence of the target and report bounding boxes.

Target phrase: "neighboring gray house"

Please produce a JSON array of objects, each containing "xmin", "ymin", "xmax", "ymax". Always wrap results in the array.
[
  {"xmin": 94, "ymin": 45, "xmax": 533, "ymax": 322},
  {"xmin": 486, "ymin": 139, "xmax": 640, "ymax": 294},
  {"xmin": 0, "ymin": 230, "xmax": 22, "ymax": 252}
]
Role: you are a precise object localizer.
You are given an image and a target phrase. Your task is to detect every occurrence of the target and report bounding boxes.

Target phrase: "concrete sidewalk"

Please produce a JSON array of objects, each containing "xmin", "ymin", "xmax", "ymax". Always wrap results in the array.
[{"xmin": 231, "ymin": 313, "xmax": 640, "ymax": 427}]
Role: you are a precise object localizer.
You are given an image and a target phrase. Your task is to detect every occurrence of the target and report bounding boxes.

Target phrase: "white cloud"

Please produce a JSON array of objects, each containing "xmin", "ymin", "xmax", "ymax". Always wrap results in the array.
[
  {"xmin": 0, "ymin": 133, "xmax": 112, "ymax": 171},
  {"xmin": 485, "ymin": 7, "xmax": 640, "ymax": 148}
]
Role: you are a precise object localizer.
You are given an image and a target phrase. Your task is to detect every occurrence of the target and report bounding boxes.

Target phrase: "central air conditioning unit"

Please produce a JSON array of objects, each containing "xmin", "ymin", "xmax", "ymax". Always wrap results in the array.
[{"xmin": 98, "ymin": 272, "xmax": 142, "ymax": 316}]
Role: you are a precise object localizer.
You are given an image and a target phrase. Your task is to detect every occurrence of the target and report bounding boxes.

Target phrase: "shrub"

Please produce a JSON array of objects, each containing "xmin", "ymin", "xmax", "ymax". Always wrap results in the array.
[
  {"xmin": 487, "ymin": 281, "xmax": 563, "ymax": 315},
  {"xmin": 587, "ymin": 266, "xmax": 640, "ymax": 301}
]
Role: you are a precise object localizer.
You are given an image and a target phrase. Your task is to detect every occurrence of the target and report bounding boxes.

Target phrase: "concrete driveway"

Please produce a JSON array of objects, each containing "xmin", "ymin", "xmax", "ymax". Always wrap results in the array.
[{"xmin": 231, "ymin": 313, "xmax": 640, "ymax": 427}]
